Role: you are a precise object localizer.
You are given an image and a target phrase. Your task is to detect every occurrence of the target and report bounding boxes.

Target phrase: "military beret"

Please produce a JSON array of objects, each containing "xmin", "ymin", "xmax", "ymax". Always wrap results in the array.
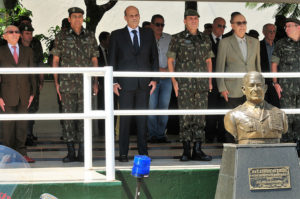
[
  {"xmin": 184, "ymin": 9, "xmax": 200, "ymax": 18},
  {"xmin": 285, "ymin": 18, "xmax": 300, "ymax": 25},
  {"xmin": 68, "ymin": 7, "xmax": 84, "ymax": 15},
  {"xmin": 19, "ymin": 24, "xmax": 34, "ymax": 32}
]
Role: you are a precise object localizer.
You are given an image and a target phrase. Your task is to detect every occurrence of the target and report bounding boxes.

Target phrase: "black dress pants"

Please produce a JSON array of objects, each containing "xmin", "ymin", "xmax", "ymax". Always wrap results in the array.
[{"xmin": 118, "ymin": 88, "xmax": 149, "ymax": 156}]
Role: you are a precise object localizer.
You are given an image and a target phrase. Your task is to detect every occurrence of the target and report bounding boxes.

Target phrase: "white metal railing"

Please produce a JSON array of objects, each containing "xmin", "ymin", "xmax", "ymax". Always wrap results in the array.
[{"xmin": 1, "ymin": 68, "xmax": 300, "ymax": 181}]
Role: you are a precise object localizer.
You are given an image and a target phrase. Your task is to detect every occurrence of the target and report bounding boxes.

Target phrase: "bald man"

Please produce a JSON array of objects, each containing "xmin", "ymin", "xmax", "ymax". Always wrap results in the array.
[{"xmin": 108, "ymin": 6, "xmax": 159, "ymax": 162}]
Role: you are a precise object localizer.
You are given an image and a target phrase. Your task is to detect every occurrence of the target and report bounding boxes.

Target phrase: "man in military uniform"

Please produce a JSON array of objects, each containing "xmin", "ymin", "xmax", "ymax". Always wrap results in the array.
[
  {"xmin": 224, "ymin": 72, "xmax": 288, "ymax": 144},
  {"xmin": 167, "ymin": 9, "xmax": 213, "ymax": 161},
  {"xmin": 51, "ymin": 7, "xmax": 99, "ymax": 163},
  {"xmin": 19, "ymin": 23, "xmax": 44, "ymax": 146},
  {"xmin": 271, "ymin": 18, "xmax": 300, "ymax": 156}
]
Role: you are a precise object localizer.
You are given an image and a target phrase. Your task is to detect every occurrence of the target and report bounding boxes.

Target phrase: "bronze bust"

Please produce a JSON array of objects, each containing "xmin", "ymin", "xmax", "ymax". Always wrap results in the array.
[{"xmin": 224, "ymin": 71, "xmax": 288, "ymax": 144}]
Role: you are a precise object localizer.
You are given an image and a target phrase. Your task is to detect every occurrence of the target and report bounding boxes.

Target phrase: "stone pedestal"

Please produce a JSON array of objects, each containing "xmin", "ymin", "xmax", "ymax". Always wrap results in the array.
[{"xmin": 215, "ymin": 143, "xmax": 300, "ymax": 199}]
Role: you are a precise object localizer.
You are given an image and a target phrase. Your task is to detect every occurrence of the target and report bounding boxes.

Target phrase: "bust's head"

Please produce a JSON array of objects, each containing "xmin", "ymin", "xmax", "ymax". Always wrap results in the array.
[{"xmin": 242, "ymin": 71, "xmax": 267, "ymax": 105}]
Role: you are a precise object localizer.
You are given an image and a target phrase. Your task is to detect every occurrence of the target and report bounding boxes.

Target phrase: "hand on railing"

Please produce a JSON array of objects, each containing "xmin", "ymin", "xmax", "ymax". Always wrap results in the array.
[
  {"xmin": 113, "ymin": 83, "xmax": 121, "ymax": 96},
  {"xmin": 0, "ymin": 98, "xmax": 5, "ymax": 112},
  {"xmin": 149, "ymin": 81, "xmax": 156, "ymax": 95},
  {"xmin": 221, "ymin": 90, "xmax": 229, "ymax": 102},
  {"xmin": 27, "ymin": 95, "xmax": 34, "ymax": 109}
]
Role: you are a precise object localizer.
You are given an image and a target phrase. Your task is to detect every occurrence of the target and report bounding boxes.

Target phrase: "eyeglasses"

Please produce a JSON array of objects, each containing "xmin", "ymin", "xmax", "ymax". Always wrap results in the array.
[
  {"xmin": 155, "ymin": 23, "xmax": 165, "ymax": 27},
  {"xmin": 284, "ymin": 24, "xmax": 299, "ymax": 29},
  {"xmin": 233, "ymin": 21, "xmax": 247, "ymax": 26},
  {"xmin": 5, "ymin": 30, "xmax": 20, "ymax": 34},
  {"xmin": 217, "ymin": 24, "xmax": 226, "ymax": 29}
]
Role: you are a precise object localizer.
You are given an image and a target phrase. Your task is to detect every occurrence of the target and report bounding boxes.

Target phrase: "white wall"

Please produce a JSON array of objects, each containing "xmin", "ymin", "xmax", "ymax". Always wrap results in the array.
[{"xmin": 22, "ymin": 0, "xmax": 277, "ymax": 46}]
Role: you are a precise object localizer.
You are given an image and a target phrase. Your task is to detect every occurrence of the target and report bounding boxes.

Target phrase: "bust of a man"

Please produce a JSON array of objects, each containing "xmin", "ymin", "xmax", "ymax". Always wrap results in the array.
[{"xmin": 224, "ymin": 71, "xmax": 288, "ymax": 144}]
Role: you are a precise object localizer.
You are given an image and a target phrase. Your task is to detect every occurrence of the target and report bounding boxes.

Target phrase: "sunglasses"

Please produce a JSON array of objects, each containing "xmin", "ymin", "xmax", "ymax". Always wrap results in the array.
[
  {"xmin": 284, "ymin": 24, "xmax": 299, "ymax": 29},
  {"xmin": 155, "ymin": 23, "xmax": 165, "ymax": 27},
  {"xmin": 233, "ymin": 21, "xmax": 247, "ymax": 26},
  {"xmin": 217, "ymin": 24, "xmax": 226, "ymax": 29},
  {"xmin": 5, "ymin": 30, "xmax": 20, "ymax": 34}
]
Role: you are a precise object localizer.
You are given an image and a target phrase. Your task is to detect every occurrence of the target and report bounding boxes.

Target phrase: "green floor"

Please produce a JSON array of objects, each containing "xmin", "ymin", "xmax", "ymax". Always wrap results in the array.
[
  {"xmin": 101, "ymin": 169, "xmax": 219, "ymax": 199},
  {"xmin": 3, "ymin": 169, "xmax": 219, "ymax": 199}
]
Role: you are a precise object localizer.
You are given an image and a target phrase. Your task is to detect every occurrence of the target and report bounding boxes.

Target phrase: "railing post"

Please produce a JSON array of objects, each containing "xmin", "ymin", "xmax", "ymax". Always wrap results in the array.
[
  {"xmin": 83, "ymin": 73, "xmax": 93, "ymax": 169},
  {"xmin": 104, "ymin": 66, "xmax": 115, "ymax": 181}
]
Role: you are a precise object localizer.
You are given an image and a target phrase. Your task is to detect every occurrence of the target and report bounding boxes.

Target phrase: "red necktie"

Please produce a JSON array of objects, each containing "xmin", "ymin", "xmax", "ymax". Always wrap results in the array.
[{"xmin": 12, "ymin": 46, "xmax": 18, "ymax": 64}]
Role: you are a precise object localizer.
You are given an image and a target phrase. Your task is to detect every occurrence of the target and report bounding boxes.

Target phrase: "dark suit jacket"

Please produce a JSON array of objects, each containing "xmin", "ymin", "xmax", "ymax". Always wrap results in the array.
[
  {"xmin": 260, "ymin": 39, "xmax": 272, "ymax": 73},
  {"xmin": 0, "ymin": 45, "xmax": 36, "ymax": 107},
  {"xmin": 216, "ymin": 34, "xmax": 261, "ymax": 98},
  {"xmin": 108, "ymin": 26, "xmax": 159, "ymax": 91},
  {"xmin": 98, "ymin": 45, "xmax": 107, "ymax": 67}
]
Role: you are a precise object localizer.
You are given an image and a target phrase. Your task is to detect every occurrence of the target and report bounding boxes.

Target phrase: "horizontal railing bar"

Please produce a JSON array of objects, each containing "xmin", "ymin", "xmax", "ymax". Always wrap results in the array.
[
  {"xmin": 0, "ymin": 67, "xmax": 299, "ymax": 78},
  {"xmin": 113, "ymin": 72, "xmax": 300, "ymax": 78},
  {"xmin": 0, "ymin": 112, "xmax": 106, "ymax": 120},
  {"xmin": 114, "ymin": 109, "xmax": 300, "ymax": 115},
  {"xmin": 0, "ymin": 108, "xmax": 298, "ymax": 121}
]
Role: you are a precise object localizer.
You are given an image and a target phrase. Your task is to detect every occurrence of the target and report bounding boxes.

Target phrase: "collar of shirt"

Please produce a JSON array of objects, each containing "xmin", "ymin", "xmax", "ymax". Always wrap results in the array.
[
  {"xmin": 234, "ymin": 34, "xmax": 246, "ymax": 43},
  {"xmin": 127, "ymin": 26, "xmax": 140, "ymax": 45},
  {"xmin": 211, "ymin": 32, "xmax": 222, "ymax": 43},
  {"xmin": 264, "ymin": 39, "xmax": 274, "ymax": 47},
  {"xmin": 70, "ymin": 27, "xmax": 86, "ymax": 36},
  {"xmin": 8, "ymin": 43, "xmax": 19, "ymax": 56},
  {"xmin": 245, "ymin": 101, "xmax": 264, "ymax": 110},
  {"xmin": 184, "ymin": 29, "xmax": 201, "ymax": 39}
]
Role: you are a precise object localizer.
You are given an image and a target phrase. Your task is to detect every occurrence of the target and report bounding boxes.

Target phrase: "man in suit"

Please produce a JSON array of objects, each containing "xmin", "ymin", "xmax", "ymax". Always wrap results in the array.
[
  {"xmin": 108, "ymin": 6, "xmax": 159, "ymax": 162},
  {"xmin": 0, "ymin": 25, "xmax": 36, "ymax": 163},
  {"xmin": 97, "ymin": 31, "xmax": 110, "ymax": 135},
  {"xmin": 205, "ymin": 17, "xmax": 226, "ymax": 143},
  {"xmin": 260, "ymin": 23, "xmax": 280, "ymax": 108},
  {"xmin": 216, "ymin": 13, "xmax": 261, "ymax": 109},
  {"xmin": 216, "ymin": 13, "xmax": 261, "ymax": 142}
]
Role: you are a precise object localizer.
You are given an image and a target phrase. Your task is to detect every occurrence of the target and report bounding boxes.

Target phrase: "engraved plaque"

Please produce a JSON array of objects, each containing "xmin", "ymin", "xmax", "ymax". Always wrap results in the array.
[{"xmin": 248, "ymin": 166, "xmax": 291, "ymax": 190}]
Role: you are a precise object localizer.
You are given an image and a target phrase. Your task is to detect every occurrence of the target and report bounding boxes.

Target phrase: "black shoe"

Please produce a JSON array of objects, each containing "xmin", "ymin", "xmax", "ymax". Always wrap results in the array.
[
  {"xmin": 180, "ymin": 141, "xmax": 191, "ymax": 161},
  {"xmin": 149, "ymin": 136, "xmax": 158, "ymax": 143},
  {"xmin": 25, "ymin": 137, "xmax": 37, "ymax": 146},
  {"xmin": 296, "ymin": 139, "xmax": 300, "ymax": 157},
  {"xmin": 157, "ymin": 137, "xmax": 171, "ymax": 143},
  {"xmin": 192, "ymin": 141, "xmax": 212, "ymax": 161},
  {"xmin": 77, "ymin": 142, "xmax": 84, "ymax": 162},
  {"xmin": 31, "ymin": 134, "xmax": 38, "ymax": 141},
  {"xmin": 63, "ymin": 142, "xmax": 77, "ymax": 163},
  {"xmin": 119, "ymin": 155, "xmax": 128, "ymax": 162}
]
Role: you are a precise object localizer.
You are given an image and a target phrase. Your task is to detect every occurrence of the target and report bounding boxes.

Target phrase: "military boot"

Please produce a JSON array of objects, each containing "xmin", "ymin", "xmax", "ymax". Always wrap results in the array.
[
  {"xmin": 180, "ymin": 141, "xmax": 191, "ymax": 161},
  {"xmin": 296, "ymin": 139, "xmax": 300, "ymax": 157},
  {"xmin": 78, "ymin": 142, "xmax": 84, "ymax": 162},
  {"xmin": 192, "ymin": 141, "xmax": 212, "ymax": 161},
  {"xmin": 62, "ymin": 142, "xmax": 76, "ymax": 163}
]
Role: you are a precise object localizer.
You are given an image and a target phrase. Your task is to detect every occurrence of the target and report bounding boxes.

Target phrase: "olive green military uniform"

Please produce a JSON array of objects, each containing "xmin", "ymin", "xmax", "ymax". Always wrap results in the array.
[
  {"xmin": 51, "ymin": 27, "xmax": 99, "ymax": 142},
  {"xmin": 167, "ymin": 30, "xmax": 214, "ymax": 142},
  {"xmin": 272, "ymin": 37, "xmax": 300, "ymax": 141}
]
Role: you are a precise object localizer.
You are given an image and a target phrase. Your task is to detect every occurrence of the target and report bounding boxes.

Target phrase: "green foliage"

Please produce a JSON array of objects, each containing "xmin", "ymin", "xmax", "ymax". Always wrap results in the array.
[
  {"xmin": 0, "ymin": 3, "xmax": 32, "ymax": 35},
  {"xmin": 35, "ymin": 25, "xmax": 61, "ymax": 63},
  {"xmin": 245, "ymin": 3, "xmax": 300, "ymax": 18}
]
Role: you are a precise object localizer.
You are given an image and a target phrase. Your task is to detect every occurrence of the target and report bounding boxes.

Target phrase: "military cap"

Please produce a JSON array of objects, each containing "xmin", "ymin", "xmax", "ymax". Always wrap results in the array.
[
  {"xmin": 184, "ymin": 9, "xmax": 200, "ymax": 18},
  {"xmin": 285, "ymin": 18, "xmax": 300, "ymax": 25},
  {"xmin": 19, "ymin": 24, "xmax": 34, "ymax": 32},
  {"xmin": 68, "ymin": 7, "xmax": 84, "ymax": 15}
]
